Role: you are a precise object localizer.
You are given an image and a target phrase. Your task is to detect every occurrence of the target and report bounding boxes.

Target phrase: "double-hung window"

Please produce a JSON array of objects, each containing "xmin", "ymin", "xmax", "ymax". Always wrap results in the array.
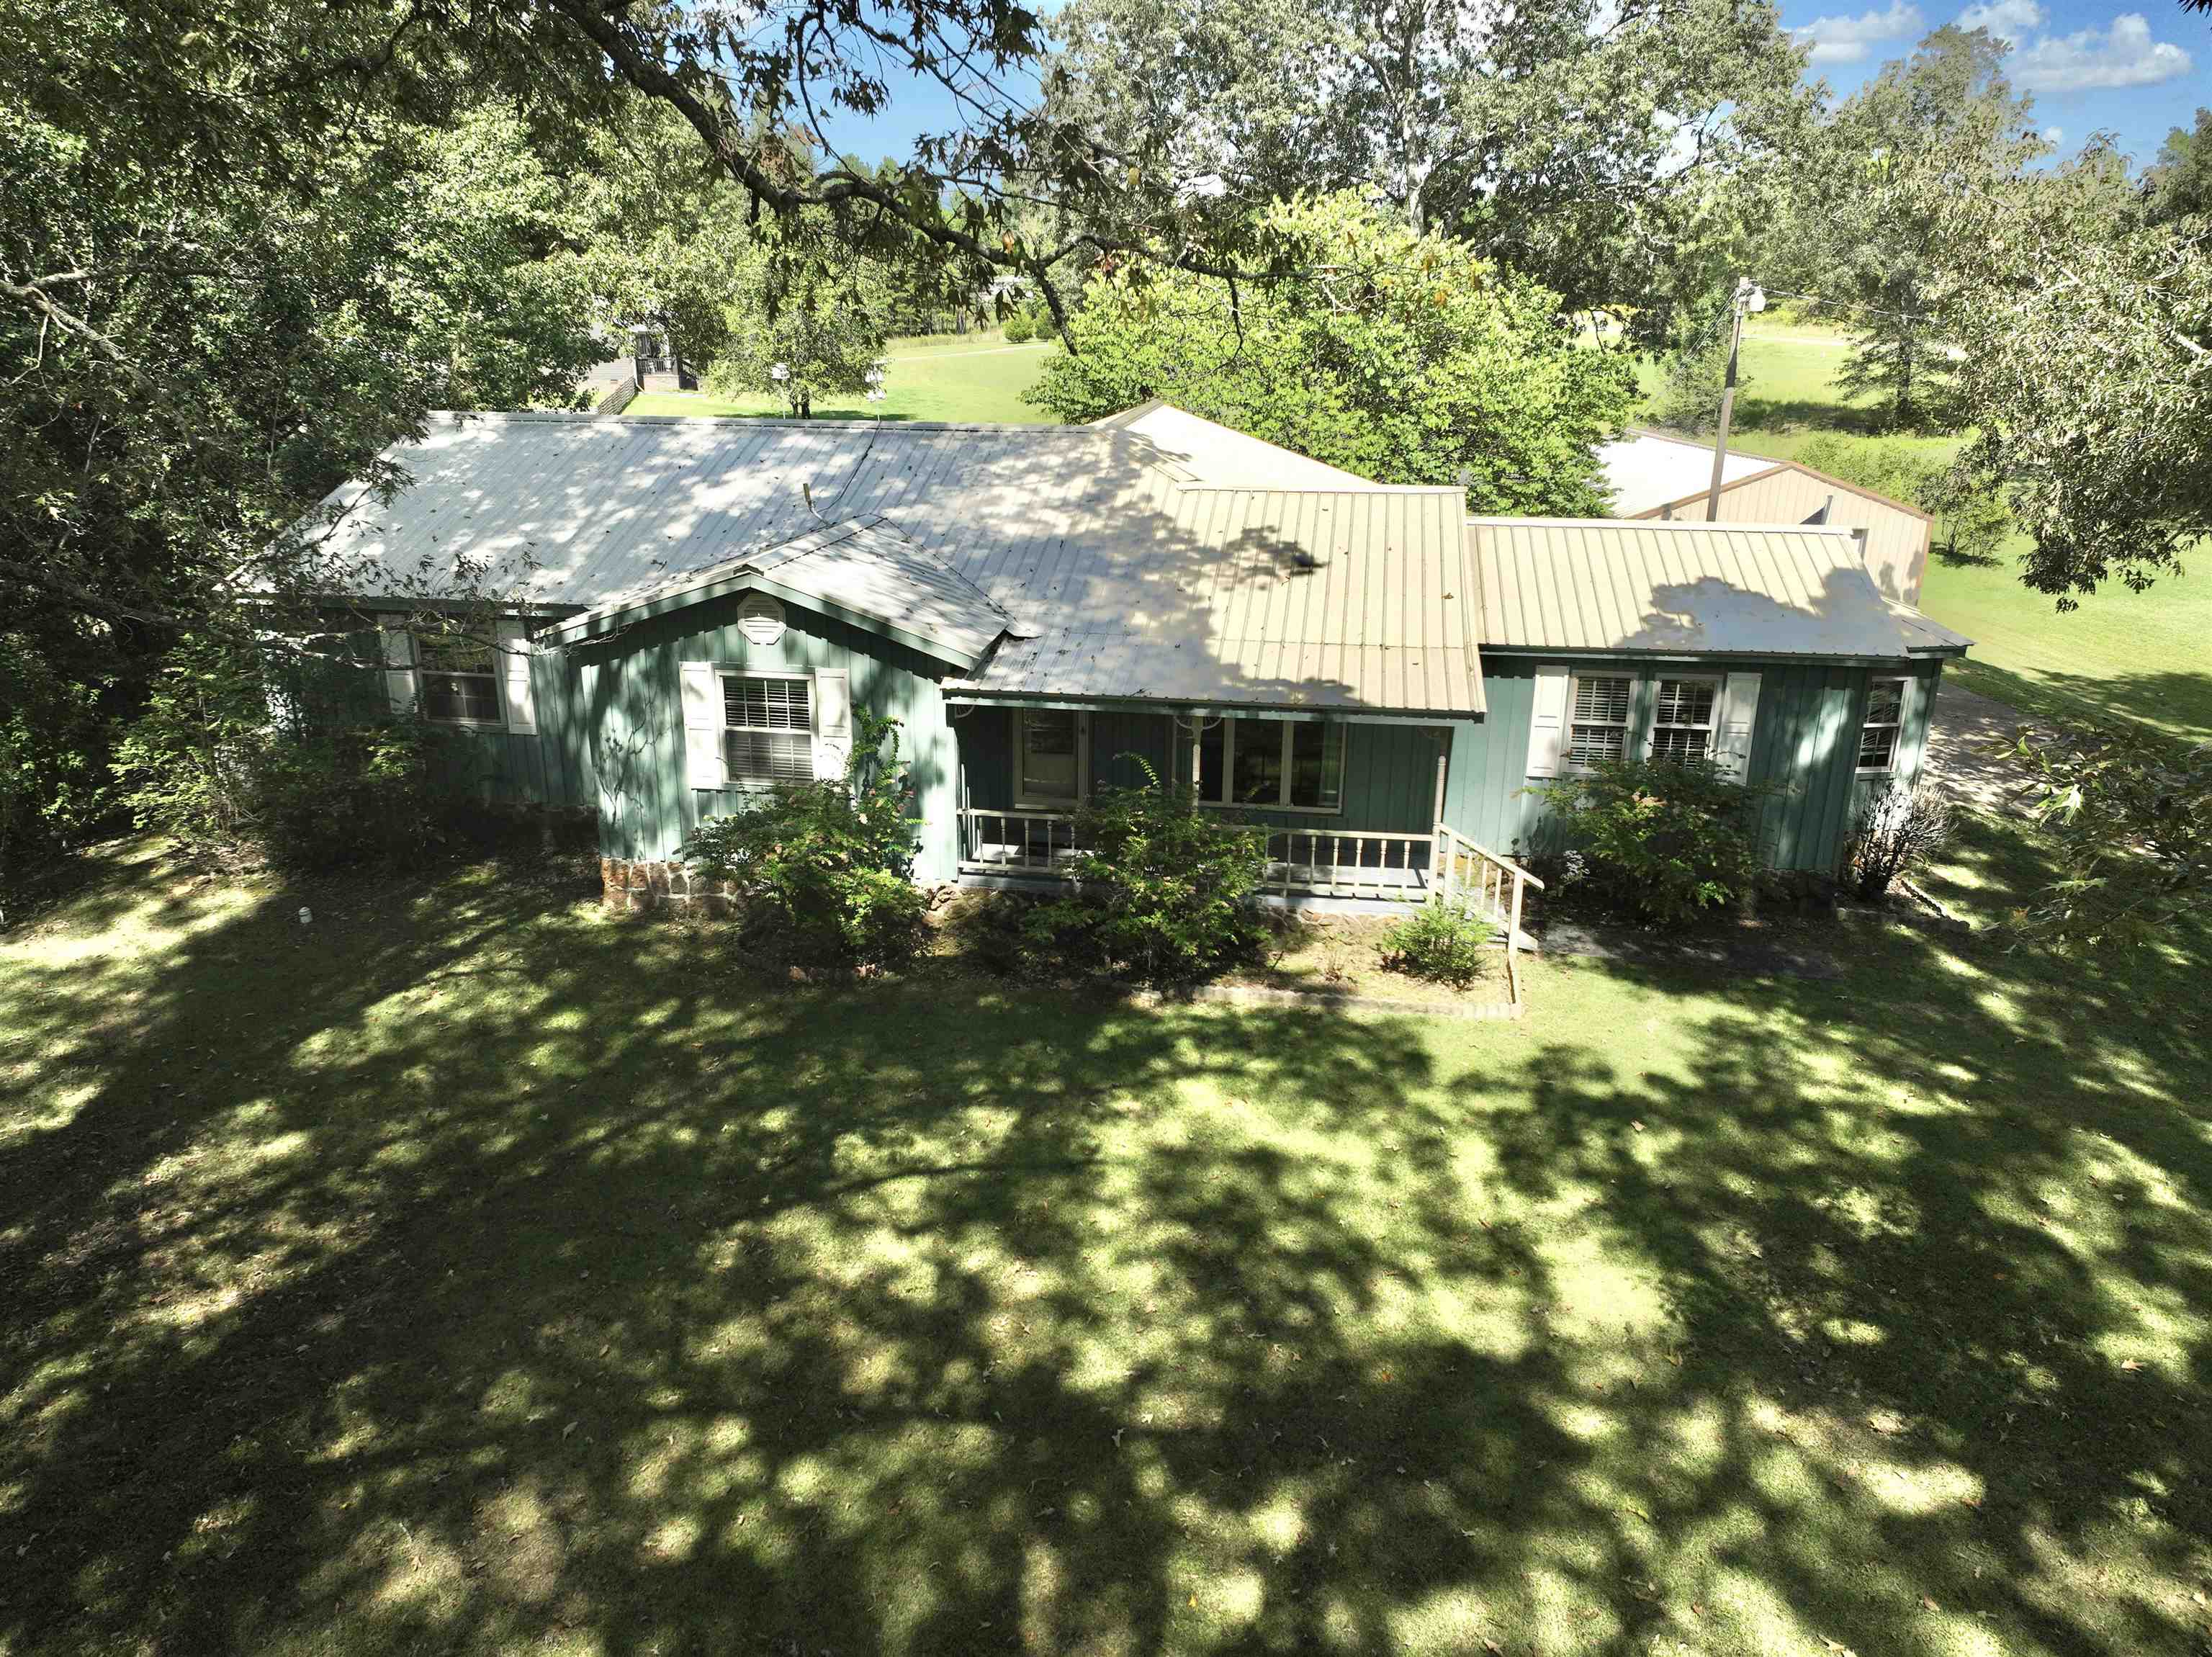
[
  {"xmin": 724, "ymin": 675, "xmax": 813, "ymax": 783},
  {"xmin": 1566, "ymin": 674, "xmax": 1635, "ymax": 770},
  {"xmin": 1650, "ymin": 677, "xmax": 1719, "ymax": 762},
  {"xmin": 1858, "ymin": 677, "xmax": 1906, "ymax": 773},
  {"xmin": 1195, "ymin": 717, "xmax": 1346, "ymax": 812},
  {"xmin": 417, "ymin": 632, "xmax": 502, "ymax": 724}
]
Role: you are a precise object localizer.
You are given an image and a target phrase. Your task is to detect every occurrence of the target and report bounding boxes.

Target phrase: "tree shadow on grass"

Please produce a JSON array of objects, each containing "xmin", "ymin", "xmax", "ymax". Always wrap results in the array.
[{"xmin": 2, "ymin": 845, "xmax": 2209, "ymax": 1655}]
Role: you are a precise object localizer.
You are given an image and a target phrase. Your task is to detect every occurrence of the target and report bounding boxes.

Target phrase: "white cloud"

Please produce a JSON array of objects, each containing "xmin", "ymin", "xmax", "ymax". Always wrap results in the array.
[
  {"xmin": 1792, "ymin": 0, "xmax": 1925, "ymax": 63},
  {"xmin": 2011, "ymin": 13, "xmax": 2192, "ymax": 90},
  {"xmin": 2041, "ymin": 124, "xmax": 2064, "ymax": 143},
  {"xmin": 1954, "ymin": 0, "xmax": 2044, "ymax": 42}
]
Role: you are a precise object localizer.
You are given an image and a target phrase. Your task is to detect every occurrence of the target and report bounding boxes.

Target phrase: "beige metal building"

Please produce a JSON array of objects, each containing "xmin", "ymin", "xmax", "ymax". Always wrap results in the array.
[{"xmin": 1599, "ymin": 431, "xmax": 1933, "ymax": 606}]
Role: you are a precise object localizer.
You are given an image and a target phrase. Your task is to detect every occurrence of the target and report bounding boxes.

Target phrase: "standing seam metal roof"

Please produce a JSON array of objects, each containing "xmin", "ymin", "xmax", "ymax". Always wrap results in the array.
[
  {"xmin": 313, "ymin": 413, "xmax": 1483, "ymax": 716},
  {"xmin": 1470, "ymin": 517, "xmax": 1971, "ymax": 657}
]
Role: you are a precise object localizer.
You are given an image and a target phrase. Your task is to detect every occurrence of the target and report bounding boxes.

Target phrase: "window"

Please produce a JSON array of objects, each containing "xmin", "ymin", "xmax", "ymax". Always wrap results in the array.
[
  {"xmin": 1650, "ymin": 677, "xmax": 1718, "ymax": 762},
  {"xmin": 417, "ymin": 632, "xmax": 501, "ymax": 724},
  {"xmin": 1016, "ymin": 709, "xmax": 1082, "ymax": 804},
  {"xmin": 1567, "ymin": 674, "xmax": 1634, "ymax": 770},
  {"xmin": 724, "ymin": 674, "xmax": 813, "ymax": 782},
  {"xmin": 1858, "ymin": 677, "xmax": 1906, "ymax": 772},
  {"xmin": 1193, "ymin": 717, "xmax": 1346, "ymax": 812}
]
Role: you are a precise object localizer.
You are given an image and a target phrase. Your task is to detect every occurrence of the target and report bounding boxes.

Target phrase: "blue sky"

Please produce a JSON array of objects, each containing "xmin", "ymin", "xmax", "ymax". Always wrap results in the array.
[
  {"xmin": 1782, "ymin": 0, "xmax": 2206, "ymax": 159},
  {"xmin": 817, "ymin": 0, "xmax": 2207, "ymax": 171}
]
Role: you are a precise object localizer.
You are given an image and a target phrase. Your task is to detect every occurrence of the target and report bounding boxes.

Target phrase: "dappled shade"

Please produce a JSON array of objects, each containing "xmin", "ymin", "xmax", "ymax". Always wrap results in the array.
[{"xmin": 2, "ymin": 825, "xmax": 2208, "ymax": 1654}]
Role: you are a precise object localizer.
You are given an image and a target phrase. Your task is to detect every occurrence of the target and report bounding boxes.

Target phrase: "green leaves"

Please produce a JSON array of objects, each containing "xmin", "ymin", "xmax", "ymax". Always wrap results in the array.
[{"xmin": 1028, "ymin": 194, "xmax": 1635, "ymax": 513}]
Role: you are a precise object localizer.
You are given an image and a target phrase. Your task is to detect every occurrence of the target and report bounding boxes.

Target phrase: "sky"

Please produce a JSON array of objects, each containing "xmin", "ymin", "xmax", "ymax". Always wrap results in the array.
[
  {"xmin": 814, "ymin": 0, "xmax": 2208, "ymax": 171},
  {"xmin": 1780, "ymin": 0, "xmax": 2206, "ymax": 159}
]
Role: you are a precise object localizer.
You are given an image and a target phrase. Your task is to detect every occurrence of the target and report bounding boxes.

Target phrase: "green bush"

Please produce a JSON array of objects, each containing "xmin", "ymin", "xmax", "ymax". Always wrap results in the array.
[
  {"xmin": 1001, "ymin": 312, "xmax": 1035, "ymax": 344},
  {"xmin": 1, "ymin": 633, "xmax": 107, "ymax": 920},
  {"xmin": 113, "ymin": 631, "xmax": 500, "ymax": 871},
  {"xmin": 1379, "ymin": 899, "xmax": 1494, "ymax": 988},
  {"xmin": 1030, "ymin": 308, "xmax": 1061, "ymax": 342},
  {"xmin": 1530, "ymin": 757, "xmax": 1780, "ymax": 927},
  {"xmin": 1022, "ymin": 763, "xmax": 1272, "ymax": 985},
  {"xmin": 678, "ymin": 710, "xmax": 928, "ymax": 970}
]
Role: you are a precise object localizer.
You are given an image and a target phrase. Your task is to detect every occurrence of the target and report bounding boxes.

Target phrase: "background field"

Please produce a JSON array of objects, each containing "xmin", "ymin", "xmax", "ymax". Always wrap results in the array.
[
  {"xmin": 1637, "ymin": 324, "xmax": 2212, "ymax": 743},
  {"xmin": 626, "ymin": 329, "xmax": 1054, "ymax": 423}
]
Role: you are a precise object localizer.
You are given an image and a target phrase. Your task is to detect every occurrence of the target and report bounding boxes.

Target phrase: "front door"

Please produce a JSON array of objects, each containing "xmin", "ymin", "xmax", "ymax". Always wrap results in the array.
[{"xmin": 1015, "ymin": 709, "xmax": 1085, "ymax": 807}]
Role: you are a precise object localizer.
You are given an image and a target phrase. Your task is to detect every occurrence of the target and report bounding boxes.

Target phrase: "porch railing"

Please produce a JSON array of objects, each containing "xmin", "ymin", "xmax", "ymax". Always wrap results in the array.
[
  {"xmin": 1264, "ymin": 828, "xmax": 1434, "ymax": 900},
  {"xmin": 1433, "ymin": 822, "xmax": 1545, "ymax": 1007},
  {"xmin": 953, "ymin": 806, "xmax": 1545, "ymax": 1007}
]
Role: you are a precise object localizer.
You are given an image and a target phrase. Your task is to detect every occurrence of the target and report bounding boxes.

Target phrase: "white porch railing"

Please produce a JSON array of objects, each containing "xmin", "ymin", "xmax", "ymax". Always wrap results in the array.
[
  {"xmin": 1264, "ymin": 828, "xmax": 1435, "ymax": 900},
  {"xmin": 954, "ymin": 807, "xmax": 1545, "ymax": 1007},
  {"xmin": 1433, "ymin": 822, "xmax": 1545, "ymax": 1007}
]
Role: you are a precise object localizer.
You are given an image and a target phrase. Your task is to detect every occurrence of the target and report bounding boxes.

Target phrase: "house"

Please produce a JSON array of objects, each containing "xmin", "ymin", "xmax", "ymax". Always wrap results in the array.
[
  {"xmin": 307, "ymin": 408, "xmax": 1969, "ymax": 918},
  {"xmin": 1599, "ymin": 429, "xmax": 1934, "ymax": 605}
]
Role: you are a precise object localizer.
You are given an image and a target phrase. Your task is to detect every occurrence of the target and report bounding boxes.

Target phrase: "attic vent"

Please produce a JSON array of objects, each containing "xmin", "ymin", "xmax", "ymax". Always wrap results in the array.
[{"xmin": 737, "ymin": 592, "xmax": 787, "ymax": 645}]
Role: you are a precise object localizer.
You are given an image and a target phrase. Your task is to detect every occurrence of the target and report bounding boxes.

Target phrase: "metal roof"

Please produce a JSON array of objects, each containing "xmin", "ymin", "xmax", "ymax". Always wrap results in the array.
[
  {"xmin": 548, "ymin": 516, "xmax": 1012, "ymax": 668},
  {"xmin": 313, "ymin": 413, "xmax": 1483, "ymax": 716},
  {"xmin": 1470, "ymin": 518, "xmax": 1972, "ymax": 660},
  {"xmin": 1088, "ymin": 402, "xmax": 1375, "ymax": 490},
  {"xmin": 948, "ymin": 485, "xmax": 1483, "ymax": 714},
  {"xmin": 1599, "ymin": 430, "xmax": 1773, "ymax": 517}
]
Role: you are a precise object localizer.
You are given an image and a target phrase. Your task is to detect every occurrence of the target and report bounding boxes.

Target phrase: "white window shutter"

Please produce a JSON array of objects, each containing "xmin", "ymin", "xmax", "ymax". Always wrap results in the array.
[
  {"xmin": 1718, "ymin": 671, "xmax": 1763, "ymax": 779},
  {"xmin": 811, "ymin": 668, "xmax": 853, "ymax": 782},
  {"xmin": 1893, "ymin": 673, "xmax": 1930, "ymax": 781},
  {"xmin": 1525, "ymin": 665, "xmax": 1570, "ymax": 778},
  {"xmin": 680, "ymin": 661, "xmax": 725, "ymax": 790},
  {"xmin": 495, "ymin": 616, "xmax": 536, "ymax": 734},
  {"xmin": 381, "ymin": 627, "xmax": 418, "ymax": 717}
]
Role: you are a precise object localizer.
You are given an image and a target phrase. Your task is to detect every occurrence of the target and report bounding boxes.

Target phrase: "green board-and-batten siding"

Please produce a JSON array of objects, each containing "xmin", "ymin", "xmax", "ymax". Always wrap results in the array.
[
  {"xmin": 566, "ymin": 595, "xmax": 961, "ymax": 881},
  {"xmin": 1449, "ymin": 655, "xmax": 1943, "ymax": 871}
]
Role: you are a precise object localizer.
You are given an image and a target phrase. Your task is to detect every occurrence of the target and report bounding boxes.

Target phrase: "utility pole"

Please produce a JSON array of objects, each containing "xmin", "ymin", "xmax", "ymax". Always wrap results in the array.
[{"xmin": 1704, "ymin": 277, "xmax": 1766, "ymax": 521}]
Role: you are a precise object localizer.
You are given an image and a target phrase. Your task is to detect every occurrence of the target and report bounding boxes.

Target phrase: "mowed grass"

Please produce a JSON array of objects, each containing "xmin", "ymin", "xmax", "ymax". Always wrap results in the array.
[
  {"xmin": 4, "ymin": 826, "xmax": 2210, "ymax": 1656},
  {"xmin": 1640, "ymin": 323, "xmax": 2212, "ymax": 742},
  {"xmin": 628, "ymin": 329, "xmax": 1056, "ymax": 423}
]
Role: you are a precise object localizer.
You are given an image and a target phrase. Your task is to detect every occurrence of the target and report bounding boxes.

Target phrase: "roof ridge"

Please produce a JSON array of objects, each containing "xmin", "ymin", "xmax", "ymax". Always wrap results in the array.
[{"xmin": 817, "ymin": 516, "xmax": 1019, "ymax": 627}]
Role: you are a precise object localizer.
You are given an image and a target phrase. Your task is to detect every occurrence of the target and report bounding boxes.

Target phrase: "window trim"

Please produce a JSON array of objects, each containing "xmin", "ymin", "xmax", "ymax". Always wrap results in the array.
[
  {"xmin": 1190, "ymin": 716, "xmax": 1350, "ymax": 816},
  {"xmin": 1565, "ymin": 671, "xmax": 1636, "ymax": 773},
  {"xmin": 719, "ymin": 667, "xmax": 815, "ymax": 787},
  {"xmin": 1647, "ymin": 673, "xmax": 1722, "ymax": 764},
  {"xmin": 1856, "ymin": 675, "xmax": 1908, "ymax": 775},
  {"xmin": 1014, "ymin": 707, "xmax": 1088, "ymax": 809},
  {"xmin": 412, "ymin": 630, "xmax": 505, "ymax": 729}
]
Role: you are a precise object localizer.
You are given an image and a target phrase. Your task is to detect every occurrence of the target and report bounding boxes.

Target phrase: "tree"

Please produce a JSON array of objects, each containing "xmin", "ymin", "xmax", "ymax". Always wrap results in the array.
[
  {"xmin": 1048, "ymin": 0, "xmax": 1815, "ymax": 334},
  {"xmin": 1917, "ymin": 138, "xmax": 2212, "ymax": 601},
  {"xmin": 710, "ymin": 261, "xmax": 891, "ymax": 417},
  {"xmin": 1649, "ymin": 302, "xmax": 1750, "ymax": 434},
  {"xmin": 2147, "ymin": 108, "xmax": 2212, "ymax": 225},
  {"xmin": 1027, "ymin": 194, "xmax": 1636, "ymax": 513},
  {"xmin": 1790, "ymin": 27, "xmax": 2045, "ymax": 431}
]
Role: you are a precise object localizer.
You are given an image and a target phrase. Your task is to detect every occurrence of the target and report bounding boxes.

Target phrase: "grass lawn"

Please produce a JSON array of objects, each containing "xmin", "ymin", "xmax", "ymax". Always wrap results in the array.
[
  {"xmin": 1637, "ymin": 323, "xmax": 2212, "ymax": 744},
  {"xmin": 5, "ymin": 819, "xmax": 2210, "ymax": 1656},
  {"xmin": 628, "ymin": 329, "xmax": 1056, "ymax": 423}
]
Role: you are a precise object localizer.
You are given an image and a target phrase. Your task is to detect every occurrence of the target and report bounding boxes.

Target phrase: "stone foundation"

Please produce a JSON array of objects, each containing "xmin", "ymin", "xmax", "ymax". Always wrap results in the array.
[{"xmin": 599, "ymin": 857, "xmax": 737, "ymax": 917}]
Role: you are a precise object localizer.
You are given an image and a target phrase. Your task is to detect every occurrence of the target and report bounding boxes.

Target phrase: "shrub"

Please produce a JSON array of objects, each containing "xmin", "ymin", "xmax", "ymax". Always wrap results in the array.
[
  {"xmin": 678, "ymin": 710, "xmax": 928, "ymax": 970},
  {"xmin": 1022, "ymin": 763, "xmax": 1272, "ymax": 985},
  {"xmin": 1030, "ymin": 308, "xmax": 1061, "ymax": 342},
  {"xmin": 1, "ymin": 633, "xmax": 107, "ymax": 920},
  {"xmin": 1840, "ymin": 781, "xmax": 1954, "ymax": 901},
  {"xmin": 1001, "ymin": 312, "xmax": 1035, "ymax": 344},
  {"xmin": 113, "ymin": 631, "xmax": 501, "ymax": 871},
  {"xmin": 1530, "ymin": 757, "xmax": 1780, "ymax": 927},
  {"xmin": 1379, "ymin": 899, "xmax": 1494, "ymax": 988}
]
